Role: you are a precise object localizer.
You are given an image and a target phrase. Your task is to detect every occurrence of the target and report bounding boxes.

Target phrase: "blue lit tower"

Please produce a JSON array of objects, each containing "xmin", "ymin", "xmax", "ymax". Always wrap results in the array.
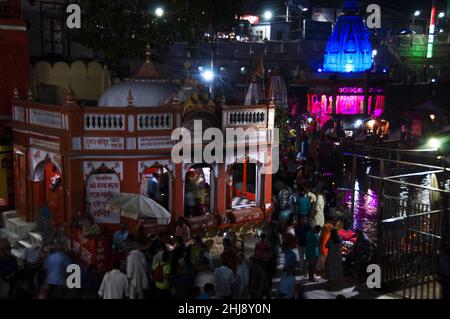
[{"xmin": 323, "ymin": 0, "xmax": 373, "ymax": 73}]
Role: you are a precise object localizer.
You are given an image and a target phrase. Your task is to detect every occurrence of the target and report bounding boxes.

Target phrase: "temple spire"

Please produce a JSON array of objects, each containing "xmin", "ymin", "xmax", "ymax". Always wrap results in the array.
[
  {"xmin": 323, "ymin": 0, "xmax": 372, "ymax": 72},
  {"xmin": 133, "ymin": 43, "xmax": 161, "ymax": 80},
  {"xmin": 145, "ymin": 43, "xmax": 152, "ymax": 63},
  {"xmin": 127, "ymin": 90, "xmax": 134, "ymax": 107},
  {"xmin": 343, "ymin": 0, "xmax": 359, "ymax": 13}
]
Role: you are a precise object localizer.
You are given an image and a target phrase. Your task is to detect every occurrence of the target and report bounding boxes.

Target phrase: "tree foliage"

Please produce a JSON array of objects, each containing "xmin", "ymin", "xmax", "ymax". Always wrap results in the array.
[{"xmin": 74, "ymin": 0, "xmax": 243, "ymax": 64}]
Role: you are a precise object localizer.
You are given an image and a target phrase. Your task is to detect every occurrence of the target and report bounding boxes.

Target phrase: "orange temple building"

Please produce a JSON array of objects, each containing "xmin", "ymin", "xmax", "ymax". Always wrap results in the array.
[
  {"xmin": 7, "ymin": 53, "xmax": 275, "ymax": 268},
  {"xmin": 0, "ymin": 0, "xmax": 30, "ymax": 213}
]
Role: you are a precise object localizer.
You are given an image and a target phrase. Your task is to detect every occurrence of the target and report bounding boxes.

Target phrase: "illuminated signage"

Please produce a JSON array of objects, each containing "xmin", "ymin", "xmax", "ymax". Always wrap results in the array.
[
  {"xmin": 338, "ymin": 87, "xmax": 364, "ymax": 94},
  {"xmin": 240, "ymin": 15, "xmax": 260, "ymax": 24},
  {"xmin": 427, "ymin": 2, "xmax": 437, "ymax": 59}
]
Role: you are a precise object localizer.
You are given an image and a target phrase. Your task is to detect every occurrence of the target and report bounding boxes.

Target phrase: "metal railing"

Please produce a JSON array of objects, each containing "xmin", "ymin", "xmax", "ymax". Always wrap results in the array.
[{"xmin": 340, "ymin": 144, "xmax": 449, "ymax": 298}]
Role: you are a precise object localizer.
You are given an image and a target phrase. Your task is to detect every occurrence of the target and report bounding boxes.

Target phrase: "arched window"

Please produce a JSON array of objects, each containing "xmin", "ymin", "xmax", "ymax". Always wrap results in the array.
[{"xmin": 184, "ymin": 164, "xmax": 213, "ymax": 218}]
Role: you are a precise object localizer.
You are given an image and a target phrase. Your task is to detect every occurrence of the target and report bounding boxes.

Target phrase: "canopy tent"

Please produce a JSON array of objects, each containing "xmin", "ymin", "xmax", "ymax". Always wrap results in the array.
[{"xmin": 107, "ymin": 193, "xmax": 171, "ymax": 225}]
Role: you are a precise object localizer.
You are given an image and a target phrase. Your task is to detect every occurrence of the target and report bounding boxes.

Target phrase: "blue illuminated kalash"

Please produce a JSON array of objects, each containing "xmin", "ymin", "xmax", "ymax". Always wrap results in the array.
[
  {"xmin": 323, "ymin": 0, "xmax": 373, "ymax": 73},
  {"xmin": 306, "ymin": 0, "xmax": 387, "ymax": 133}
]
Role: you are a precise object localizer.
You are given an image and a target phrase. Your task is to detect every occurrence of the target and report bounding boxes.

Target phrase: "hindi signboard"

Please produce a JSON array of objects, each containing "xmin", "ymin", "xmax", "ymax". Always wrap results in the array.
[
  {"xmin": 86, "ymin": 174, "xmax": 121, "ymax": 224},
  {"xmin": 83, "ymin": 137, "xmax": 125, "ymax": 150},
  {"xmin": 138, "ymin": 136, "xmax": 175, "ymax": 150}
]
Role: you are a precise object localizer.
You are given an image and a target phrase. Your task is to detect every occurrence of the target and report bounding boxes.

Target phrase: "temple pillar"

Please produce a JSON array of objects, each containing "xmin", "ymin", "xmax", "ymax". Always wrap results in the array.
[
  {"xmin": 262, "ymin": 161, "xmax": 273, "ymax": 214},
  {"xmin": 332, "ymin": 94, "xmax": 337, "ymax": 115},
  {"xmin": 172, "ymin": 163, "xmax": 184, "ymax": 221},
  {"xmin": 216, "ymin": 163, "xmax": 227, "ymax": 217}
]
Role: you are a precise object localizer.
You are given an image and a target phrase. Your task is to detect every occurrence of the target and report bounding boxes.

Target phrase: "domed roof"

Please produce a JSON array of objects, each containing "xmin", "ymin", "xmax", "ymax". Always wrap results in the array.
[{"xmin": 98, "ymin": 81, "xmax": 178, "ymax": 107}]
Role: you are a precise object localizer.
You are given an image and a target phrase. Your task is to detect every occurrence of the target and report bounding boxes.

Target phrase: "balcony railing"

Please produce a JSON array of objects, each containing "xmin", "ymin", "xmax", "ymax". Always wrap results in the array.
[
  {"xmin": 11, "ymin": 99, "xmax": 181, "ymax": 136},
  {"xmin": 11, "ymin": 99, "xmax": 274, "ymax": 150},
  {"xmin": 224, "ymin": 107, "xmax": 268, "ymax": 127},
  {"xmin": 137, "ymin": 113, "xmax": 173, "ymax": 130},
  {"xmin": 84, "ymin": 113, "xmax": 126, "ymax": 131}
]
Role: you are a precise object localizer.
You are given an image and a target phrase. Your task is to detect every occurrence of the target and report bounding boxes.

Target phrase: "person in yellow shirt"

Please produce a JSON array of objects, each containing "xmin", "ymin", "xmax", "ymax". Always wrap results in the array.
[{"xmin": 152, "ymin": 251, "xmax": 171, "ymax": 299}]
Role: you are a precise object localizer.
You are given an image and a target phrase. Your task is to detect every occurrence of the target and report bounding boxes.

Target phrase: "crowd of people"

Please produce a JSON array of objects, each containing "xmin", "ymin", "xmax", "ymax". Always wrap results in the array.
[{"xmin": 274, "ymin": 137, "xmax": 374, "ymax": 292}]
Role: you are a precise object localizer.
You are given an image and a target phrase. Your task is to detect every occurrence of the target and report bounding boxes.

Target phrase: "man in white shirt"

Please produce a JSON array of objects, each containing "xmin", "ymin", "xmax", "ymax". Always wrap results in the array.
[
  {"xmin": 126, "ymin": 243, "xmax": 149, "ymax": 299},
  {"xmin": 98, "ymin": 260, "xmax": 129, "ymax": 299},
  {"xmin": 213, "ymin": 264, "xmax": 234, "ymax": 299},
  {"xmin": 194, "ymin": 270, "xmax": 216, "ymax": 294}
]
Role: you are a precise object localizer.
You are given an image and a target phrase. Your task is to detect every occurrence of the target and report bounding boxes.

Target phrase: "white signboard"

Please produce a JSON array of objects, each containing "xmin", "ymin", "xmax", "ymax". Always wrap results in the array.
[
  {"xmin": 138, "ymin": 136, "xmax": 175, "ymax": 150},
  {"xmin": 83, "ymin": 161, "xmax": 123, "ymax": 181},
  {"xmin": 86, "ymin": 174, "xmax": 121, "ymax": 224},
  {"xmin": 83, "ymin": 137, "xmax": 125, "ymax": 150}
]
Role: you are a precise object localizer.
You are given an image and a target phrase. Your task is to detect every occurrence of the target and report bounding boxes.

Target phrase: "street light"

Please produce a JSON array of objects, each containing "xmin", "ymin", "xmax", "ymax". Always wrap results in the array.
[
  {"xmin": 430, "ymin": 114, "xmax": 436, "ymax": 122},
  {"xmin": 438, "ymin": 12, "xmax": 445, "ymax": 18},
  {"xmin": 413, "ymin": 10, "xmax": 421, "ymax": 28},
  {"xmin": 263, "ymin": 11, "xmax": 273, "ymax": 21},
  {"xmin": 201, "ymin": 69, "xmax": 215, "ymax": 82},
  {"xmin": 428, "ymin": 137, "xmax": 441, "ymax": 150},
  {"xmin": 155, "ymin": 7, "xmax": 164, "ymax": 17}
]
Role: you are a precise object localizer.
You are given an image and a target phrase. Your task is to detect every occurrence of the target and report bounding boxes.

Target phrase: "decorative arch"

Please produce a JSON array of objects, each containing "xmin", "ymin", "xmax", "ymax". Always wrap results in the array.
[{"xmin": 31, "ymin": 156, "xmax": 64, "ymax": 226}]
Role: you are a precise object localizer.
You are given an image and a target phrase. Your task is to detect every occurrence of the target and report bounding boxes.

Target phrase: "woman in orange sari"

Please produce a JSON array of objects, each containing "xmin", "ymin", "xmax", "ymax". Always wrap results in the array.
[{"xmin": 317, "ymin": 223, "xmax": 333, "ymax": 272}]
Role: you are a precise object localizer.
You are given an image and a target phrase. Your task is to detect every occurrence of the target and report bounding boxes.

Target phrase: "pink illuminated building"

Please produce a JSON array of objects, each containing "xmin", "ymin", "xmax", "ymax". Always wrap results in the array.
[{"xmin": 307, "ymin": 74, "xmax": 386, "ymax": 127}]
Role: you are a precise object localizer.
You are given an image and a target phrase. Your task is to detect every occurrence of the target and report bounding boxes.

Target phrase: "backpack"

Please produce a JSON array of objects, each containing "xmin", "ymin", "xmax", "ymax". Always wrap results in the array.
[{"xmin": 152, "ymin": 263, "xmax": 165, "ymax": 283}]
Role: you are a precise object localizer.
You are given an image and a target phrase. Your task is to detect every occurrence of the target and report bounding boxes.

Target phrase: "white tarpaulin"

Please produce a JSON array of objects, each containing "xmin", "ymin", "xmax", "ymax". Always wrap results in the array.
[{"xmin": 107, "ymin": 193, "xmax": 171, "ymax": 225}]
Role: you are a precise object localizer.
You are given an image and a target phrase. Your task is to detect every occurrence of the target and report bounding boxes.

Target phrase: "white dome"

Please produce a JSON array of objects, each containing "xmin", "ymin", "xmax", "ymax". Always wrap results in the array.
[{"xmin": 98, "ymin": 81, "xmax": 178, "ymax": 107}]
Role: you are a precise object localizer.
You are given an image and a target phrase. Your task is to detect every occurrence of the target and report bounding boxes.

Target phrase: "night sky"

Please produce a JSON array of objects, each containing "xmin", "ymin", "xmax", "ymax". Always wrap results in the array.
[{"xmin": 242, "ymin": 0, "xmax": 446, "ymax": 17}]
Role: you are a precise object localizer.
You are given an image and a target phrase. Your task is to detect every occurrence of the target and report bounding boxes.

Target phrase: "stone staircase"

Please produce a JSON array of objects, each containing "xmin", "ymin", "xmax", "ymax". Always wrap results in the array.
[{"xmin": 0, "ymin": 211, "xmax": 43, "ymax": 263}]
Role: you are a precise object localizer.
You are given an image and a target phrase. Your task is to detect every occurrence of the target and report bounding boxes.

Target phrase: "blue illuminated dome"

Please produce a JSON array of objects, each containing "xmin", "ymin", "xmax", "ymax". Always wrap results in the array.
[{"xmin": 323, "ymin": 0, "xmax": 373, "ymax": 73}]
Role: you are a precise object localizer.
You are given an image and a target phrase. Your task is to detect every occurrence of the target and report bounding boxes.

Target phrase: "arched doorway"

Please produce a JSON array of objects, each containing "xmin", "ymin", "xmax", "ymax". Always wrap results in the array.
[
  {"xmin": 184, "ymin": 164, "xmax": 213, "ymax": 218},
  {"xmin": 139, "ymin": 164, "xmax": 171, "ymax": 211},
  {"xmin": 32, "ymin": 159, "xmax": 64, "ymax": 225},
  {"xmin": 226, "ymin": 159, "xmax": 260, "ymax": 210}
]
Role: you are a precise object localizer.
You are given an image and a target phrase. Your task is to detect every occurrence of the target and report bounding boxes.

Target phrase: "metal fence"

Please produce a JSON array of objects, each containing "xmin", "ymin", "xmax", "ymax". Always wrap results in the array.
[{"xmin": 342, "ymin": 145, "xmax": 449, "ymax": 299}]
